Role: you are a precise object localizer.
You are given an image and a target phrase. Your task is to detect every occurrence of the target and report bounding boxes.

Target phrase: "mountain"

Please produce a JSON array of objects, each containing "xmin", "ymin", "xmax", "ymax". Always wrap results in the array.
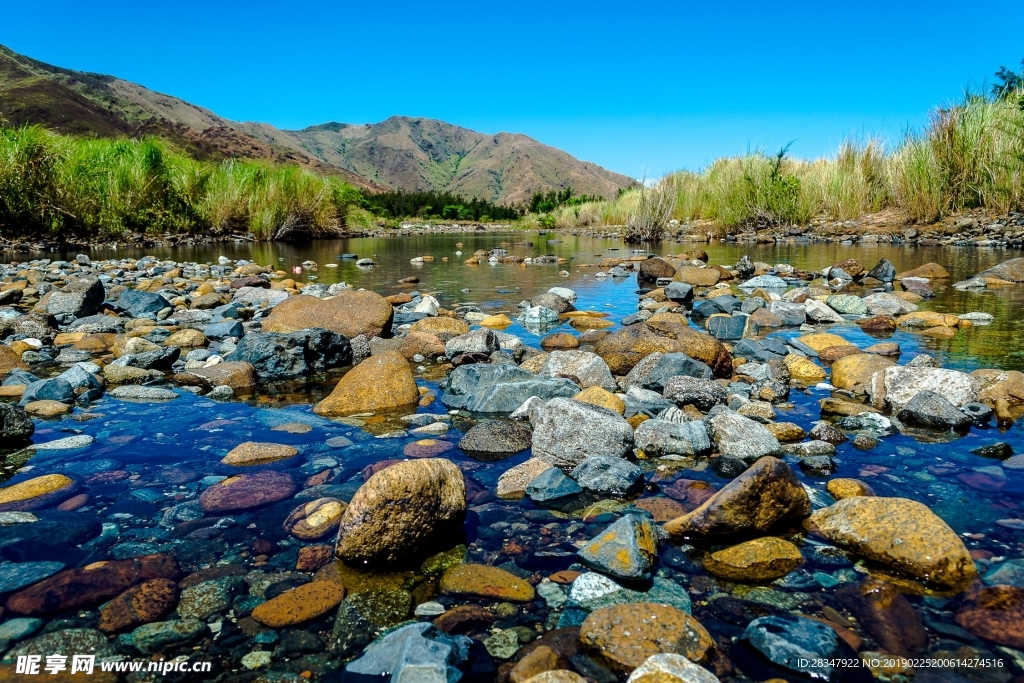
[{"xmin": 0, "ymin": 44, "xmax": 634, "ymax": 203}]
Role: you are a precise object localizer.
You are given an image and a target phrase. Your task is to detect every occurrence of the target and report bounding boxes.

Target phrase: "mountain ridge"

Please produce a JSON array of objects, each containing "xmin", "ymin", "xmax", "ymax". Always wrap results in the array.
[{"xmin": 0, "ymin": 44, "xmax": 634, "ymax": 204}]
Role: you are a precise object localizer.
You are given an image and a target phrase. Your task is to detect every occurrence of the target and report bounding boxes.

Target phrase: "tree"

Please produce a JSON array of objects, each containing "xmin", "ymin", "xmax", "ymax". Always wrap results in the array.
[{"xmin": 993, "ymin": 59, "xmax": 1024, "ymax": 100}]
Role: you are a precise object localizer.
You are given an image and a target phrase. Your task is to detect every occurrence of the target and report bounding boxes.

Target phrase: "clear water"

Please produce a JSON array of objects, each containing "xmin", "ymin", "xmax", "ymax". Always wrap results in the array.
[{"xmin": 8, "ymin": 233, "xmax": 1023, "ymax": 680}]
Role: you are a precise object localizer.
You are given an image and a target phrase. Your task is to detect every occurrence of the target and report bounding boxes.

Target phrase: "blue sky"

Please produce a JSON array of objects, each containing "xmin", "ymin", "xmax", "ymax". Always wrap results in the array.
[{"xmin": 4, "ymin": 1, "xmax": 1023, "ymax": 179}]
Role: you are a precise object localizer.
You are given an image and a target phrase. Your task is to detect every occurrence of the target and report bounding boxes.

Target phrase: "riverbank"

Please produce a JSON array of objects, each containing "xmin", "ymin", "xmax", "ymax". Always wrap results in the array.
[{"xmin": 0, "ymin": 246, "xmax": 1021, "ymax": 680}]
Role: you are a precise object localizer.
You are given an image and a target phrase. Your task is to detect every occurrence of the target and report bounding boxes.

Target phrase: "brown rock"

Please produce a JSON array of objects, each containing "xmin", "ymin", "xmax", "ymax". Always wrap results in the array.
[
  {"xmin": 176, "ymin": 361, "xmax": 257, "ymax": 391},
  {"xmin": 895, "ymin": 311, "xmax": 960, "ymax": 329},
  {"xmin": 826, "ymin": 478, "xmax": 875, "ymax": 499},
  {"xmin": 955, "ymin": 585, "xmax": 1024, "ymax": 648},
  {"xmin": 765, "ymin": 422, "xmax": 806, "ymax": 442},
  {"xmin": 673, "ymin": 266, "xmax": 720, "ymax": 287},
  {"xmin": 497, "ymin": 458, "xmax": 554, "ymax": 500},
  {"xmin": 296, "ymin": 545, "xmax": 335, "ymax": 572},
  {"xmin": 836, "ymin": 579, "xmax": 928, "ymax": 655},
  {"xmin": 783, "ymin": 354, "xmax": 826, "ymax": 382},
  {"xmin": 797, "ymin": 333, "xmax": 853, "ymax": 352},
  {"xmin": 24, "ymin": 400, "xmax": 71, "ymax": 418},
  {"xmin": 0, "ymin": 344, "xmax": 29, "ymax": 375},
  {"xmin": 633, "ymin": 497, "xmax": 688, "ymax": 522},
  {"xmin": 818, "ymin": 345, "xmax": 863, "ymax": 364},
  {"xmin": 164, "ymin": 329, "xmax": 207, "ymax": 347},
  {"xmin": 440, "ymin": 564, "xmax": 535, "ymax": 602},
  {"xmin": 510, "ymin": 645, "xmax": 569, "ymax": 683},
  {"xmin": 830, "ymin": 354, "xmax": 895, "ymax": 394},
  {"xmin": 638, "ymin": 257, "xmax": 678, "ymax": 282},
  {"xmin": 6, "ymin": 554, "xmax": 181, "ymax": 616},
  {"xmin": 283, "ymin": 498, "xmax": 346, "ymax": 541},
  {"xmin": 335, "ymin": 458, "xmax": 465, "ymax": 567},
  {"xmin": 251, "ymin": 580, "xmax": 346, "ymax": 627},
  {"xmin": 198, "ymin": 471, "xmax": 297, "ymax": 513},
  {"xmin": 98, "ymin": 578, "xmax": 178, "ymax": 633},
  {"xmin": 573, "ymin": 386, "xmax": 625, "ymax": 415},
  {"xmin": 410, "ymin": 316, "xmax": 471, "ymax": 342},
  {"xmin": 896, "ymin": 263, "xmax": 950, "ymax": 280},
  {"xmin": 314, "ymin": 351, "xmax": 419, "ymax": 416},
  {"xmin": 857, "ymin": 315, "xmax": 897, "ymax": 334},
  {"xmin": 403, "ymin": 438, "xmax": 456, "ymax": 458},
  {"xmin": 578, "ymin": 603, "xmax": 718, "ymax": 673},
  {"xmin": 595, "ymin": 320, "xmax": 731, "ymax": 377},
  {"xmin": 433, "ymin": 604, "xmax": 498, "ymax": 634},
  {"xmin": 664, "ymin": 456, "xmax": 810, "ymax": 540},
  {"xmin": 400, "ymin": 331, "xmax": 447, "ymax": 359},
  {"xmin": 220, "ymin": 441, "xmax": 298, "ymax": 466},
  {"xmin": 262, "ymin": 290, "xmax": 394, "ymax": 339},
  {"xmin": 702, "ymin": 536, "xmax": 803, "ymax": 581},
  {"xmin": 819, "ymin": 396, "xmax": 881, "ymax": 416},
  {"xmin": 541, "ymin": 332, "xmax": 580, "ymax": 350},
  {"xmin": 809, "ymin": 496, "xmax": 977, "ymax": 589}
]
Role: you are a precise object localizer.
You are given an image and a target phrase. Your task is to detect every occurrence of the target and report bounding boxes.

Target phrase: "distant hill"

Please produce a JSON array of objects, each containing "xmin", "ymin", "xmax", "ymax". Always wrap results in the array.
[{"xmin": 0, "ymin": 44, "xmax": 634, "ymax": 204}]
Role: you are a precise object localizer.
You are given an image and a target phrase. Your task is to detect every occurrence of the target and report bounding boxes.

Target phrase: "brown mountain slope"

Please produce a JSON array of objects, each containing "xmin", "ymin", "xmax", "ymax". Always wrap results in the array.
[
  {"xmin": 0, "ymin": 44, "xmax": 633, "ymax": 203},
  {"xmin": 243, "ymin": 116, "xmax": 635, "ymax": 204}
]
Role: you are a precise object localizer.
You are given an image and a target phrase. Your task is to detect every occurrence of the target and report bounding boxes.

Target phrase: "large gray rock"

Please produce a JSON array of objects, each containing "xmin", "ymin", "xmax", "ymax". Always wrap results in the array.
[
  {"xmin": 740, "ymin": 275, "xmax": 788, "ymax": 289},
  {"xmin": 441, "ymin": 363, "xmax": 579, "ymax": 413},
  {"xmin": 869, "ymin": 366, "xmax": 980, "ymax": 410},
  {"xmin": 623, "ymin": 386, "xmax": 676, "ymax": 417},
  {"xmin": 109, "ymin": 347, "xmax": 180, "ymax": 371},
  {"xmin": 19, "ymin": 378, "xmax": 74, "ymax": 407},
  {"xmin": 625, "ymin": 352, "xmax": 713, "ymax": 392},
  {"xmin": 803, "ymin": 298, "xmax": 845, "ymax": 323},
  {"xmin": 225, "ymin": 328, "xmax": 351, "ymax": 379},
  {"xmin": 517, "ymin": 306, "xmax": 559, "ymax": 325},
  {"xmin": 344, "ymin": 622, "xmax": 471, "ymax": 683},
  {"xmin": 863, "ymin": 292, "xmax": 919, "ymax": 316},
  {"xmin": 531, "ymin": 292, "xmax": 574, "ymax": 314},
  {"xmin": 445, "ymin": 329, "xmax": 499, "ymax": 358},
  {"xmin": 458, "ymin": 420, "xmax": 532, "ymax": 456},
  {"xmin": 116, "ymin": 289, "xmax": 172, "ymax": 318},
  {"xmin": 896, "ymin": 390, "xmax": 972, "ymax": 431},
  {"xmin": 708, "ymin": 412, "xmax": 782, "ymax": 460},
  {"xmin": 571, "ymin": 455, "xmax": 643, "ymax": 496},
  {"xmin": 662, "ymin": 376, "xmax": 728, "ymax": 411},
  {"xmin": 634, "ymin": 419, "xmax": 710, "ymax": 456},
  {"xmin": 532, "ymin": 397, "xmax": 634, "ymax": 469},
  {"xmin": 539, "ymin": 350, "xmax": 615, "ymax": 390},
  {"xmin": 768, "ymin": 301, "xmax": 806, "ymax": 326},
  {"xmin": 45, "ymin": 277, "xmax": 105, "ymax": 319},
  {"xmin": 744, "ymin": 615, "xmax": 841, "ymax": 678},
  {"xmin": 867, "ymin": 258, "xmax": 896, "ymax": 283},
  {"xmin": 57, "ymin": 364, "xmax": 103, "ymax": 392}
]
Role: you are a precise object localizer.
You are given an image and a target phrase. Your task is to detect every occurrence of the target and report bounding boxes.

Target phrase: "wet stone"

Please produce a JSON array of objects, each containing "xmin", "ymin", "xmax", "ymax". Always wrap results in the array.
[
  {"xmin": 441, "ymin": 563, "xmax": 535, "ymax": 602},
  {"xmin": 743, "ymin": 614, "xmax": 841, "ymax": 678},
  {"xmin": 177, "ymin": 575, "xmax": 243, "ymax": 619},
  {"xmin": 577, "ymin": 514, "xmax": 659, "ymax": 581},
  {"xmin": 198, "ymin": 470, "xmax": 297, "ymax": 513},
  {"xmin": 0, "ymin": 561, "xmax": 65, "ymax": 594}
]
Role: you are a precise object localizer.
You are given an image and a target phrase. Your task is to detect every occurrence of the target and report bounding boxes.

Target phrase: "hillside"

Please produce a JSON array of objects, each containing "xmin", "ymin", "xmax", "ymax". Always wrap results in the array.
[{"xmin": 0, "ymin": 44, "xmax": 633, "ymax": 204}]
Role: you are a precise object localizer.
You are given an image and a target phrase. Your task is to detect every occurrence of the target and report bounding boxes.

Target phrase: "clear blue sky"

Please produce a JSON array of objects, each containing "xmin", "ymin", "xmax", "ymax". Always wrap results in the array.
[{"xmin": 4, "ymin": 1, "xmax": 1023, "ymax": 179}]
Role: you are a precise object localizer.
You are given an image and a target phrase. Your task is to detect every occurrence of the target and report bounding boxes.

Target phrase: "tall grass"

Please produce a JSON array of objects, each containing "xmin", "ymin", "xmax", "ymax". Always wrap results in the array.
[
  {"xmin": 553, "ymin": 91, "xmax": 1024, "ymax": 232},
  {"xmin": 0, "ymin": 126, "xmax": 360, "ymax": 240}
]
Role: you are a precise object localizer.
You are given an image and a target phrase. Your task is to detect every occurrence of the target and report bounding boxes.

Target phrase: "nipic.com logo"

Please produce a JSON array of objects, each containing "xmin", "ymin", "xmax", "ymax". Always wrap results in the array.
[{"xmin": 14, "ymin": 655, "xmax": 214, "ymax": 675}]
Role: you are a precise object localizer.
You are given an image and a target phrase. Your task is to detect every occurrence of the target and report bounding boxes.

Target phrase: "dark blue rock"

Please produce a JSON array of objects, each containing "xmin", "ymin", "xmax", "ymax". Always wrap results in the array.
[
  {"xmin": 571, "ymin": 455, "xmax": 643, "ymax": 496},
  {"xmin": 663, "ymin": 282, "xmax": 694, "ymax": 302},
  {"xmin": 204, "ymin": 320, "xmax": 244, "ymax": 340},
  {"xmin": 526, "ymin": 467, "xmax": 583, "ymax": 508},
  {"xmin": 225, "ymin": 328, "xmax": 352, "ymax": 379},
  {"xmin": 116, "ymin": 289, "xmax": 172, "ymax": 318},
  {"xmin": 744, "ymin": 615, "xmax": 840, "ymax": 677},
  {"xmin": 18, "ymin": 378, "xmax": 74, "ymax": 406},
  {"xmin": 344, "ymin": 622, "xmax": 471, "ymax": 683},
  {"xmin": 707, "ymin": 314, "xmax": 748, "ymax": 340}
]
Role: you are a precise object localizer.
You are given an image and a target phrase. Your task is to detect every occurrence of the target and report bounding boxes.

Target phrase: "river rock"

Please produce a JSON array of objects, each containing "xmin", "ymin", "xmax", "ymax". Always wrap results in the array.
[
  {"xmin": 662, "ymin": 376, "xmax": 727, "ymax": 412},
  {"xmin": 702, "ymin": 536, "xmax": 803, "ymax": 581},
  {"xmin": 637, "ymin": 257, "xmax": 677, "ymax": 283},
  {"xmin": 578, "ymin": 514, "xmax": 659, "ymax": 580},
  {"xmin": 335, "ymin": 458, "xmax": 465, "ymax": 567},
  {"xmin": 571, "ymin": 455, "xmax": 643, "ymax": 495},
  {"xmin": 0, "ymin": 403, "xmax": 34, "ymax": 445},
  {"xmin": 122, "ymin": 618, "xmax": 207, "ymax": 655},
  {"xmin": 830, "ymin": 353, "xmax": 895, "ymax": 394},
  {"xmin": 674, "ymin": 266, "xmax": 720, "ymax": 287},
  {"xmin": 579, "ymin": 603, "xmax": 718, "ymax": 674},
  {"xmin": 526, "ymin": 467, "xmax": 583, "ymax": 508},
  {"xmin": 836, "ymin": 579, "xmax": 927, "ymax": 655},
  {"xmin": 283, "ymin": 498, "xmax": 346, "ymax": 540},
  {"xmin": 707, "ymin": 412, "xmax": 782, "ymax": 460},
  {"xmin": 595, "ymin": 323, "xmax": 731, "ymax": 377},
  {"xmin": 809, "ymin": 496, "xmax": 976, "ymax": 589},
  {"xmin": 411, "ymin": 316, "xmax": 471, "ymax": 342},
  {"xmin": 198, "ymin": 470, "xmax": 297, "ymax": 512},
  {"xmin": 44, "ymin": 276, "xmax": 105, "ymax": 319},
  {"xmin": 440, "ymin": 563, "xmax": 535, "ymax": 601},
  {"xmin": 0, "ymin": 474, "xmax": 78, "ymax": 512},
  {"xmin": 634, "ymin": 419, "xmax": 710, "ymax": 457},
  {"xmin": 221, "ymin": 441, "xmax": 298, "ymax": 466},
  {"xmin": 262, "ymin": 290, "xmax": 393, "ymax": 338},
  {"xmin": 743, "ymin": 614, "xmax": 841, "ymax": 678},
  {"xmin": 664, "ymin": 456, "xmax": 810, "ymax": 540},
  {"xmin": 97, "ymin": 578, "xmax": 178, "ymax": 633},
  {"xmin": 314, "ymin": 350, "xmax": 419, "ymax": 415},
  {"xmin": 445, "ymin": 329, "xmax": 499, "ymax": 357},
  {"xmin": 627, "ymin": 353, "xmax": 713, "ymax": 394},
  {"xmin": 955, "ymin": 585, "xmax": 1024, "ymax": 648},
  {"xmin": 6, "ymin": 553, "xmax": 180, "ymax": 616},
  {"xmin": 441, "ymin": 363, "xmax": 578, "ymax": 413},
  {"xmin": 539, "ymin": 350, "xmax": 615, "ymax": 390},
  {"xmin": 0, "ymin": 562, "xmax": 65, "ymax": 594},
  {"xmin": 5, "ymin": 628, "xmax": 116, "ymax": 662},
  {"xmin": 344, "ymin": 622, "xmax": 471, "ymax": 682},
  {"xmin": 497, "ymin": 459, "xmax": 554, "ymax": 500},
  {"xmin": 531, "ymin": 397, "xmax": 634, "ymax": 469},
  {"xmin": 896, "ymin": 390, "xmax": 972, "ymax": 431},
  {"xmin": 226, "ymin": 328, "xmax": 352, "ymax": 379},
  {"xmin": 176, "ymin": 360, "xmax": 257, "ymax": 391},
  {"xmin": 869, "ymin": 365, "xmax": 980, "ymax": 410},
  {"xmin": 458, "ymin": 420, "xmax": 532, "ymax": 456},
  {"xmin": 626, "ymin": 653, "xmax": 719, "ymax": 683},
  {"xmin": 252, "ymin": 580, "xmax": 346, "ymax": 627}
]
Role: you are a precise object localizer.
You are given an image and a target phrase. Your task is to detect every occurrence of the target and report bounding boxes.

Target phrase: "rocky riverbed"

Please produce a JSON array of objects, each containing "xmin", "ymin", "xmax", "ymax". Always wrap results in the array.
[{"xmin": 0, "ymin": 247, "xmax": 1021, "ymax": 682}]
